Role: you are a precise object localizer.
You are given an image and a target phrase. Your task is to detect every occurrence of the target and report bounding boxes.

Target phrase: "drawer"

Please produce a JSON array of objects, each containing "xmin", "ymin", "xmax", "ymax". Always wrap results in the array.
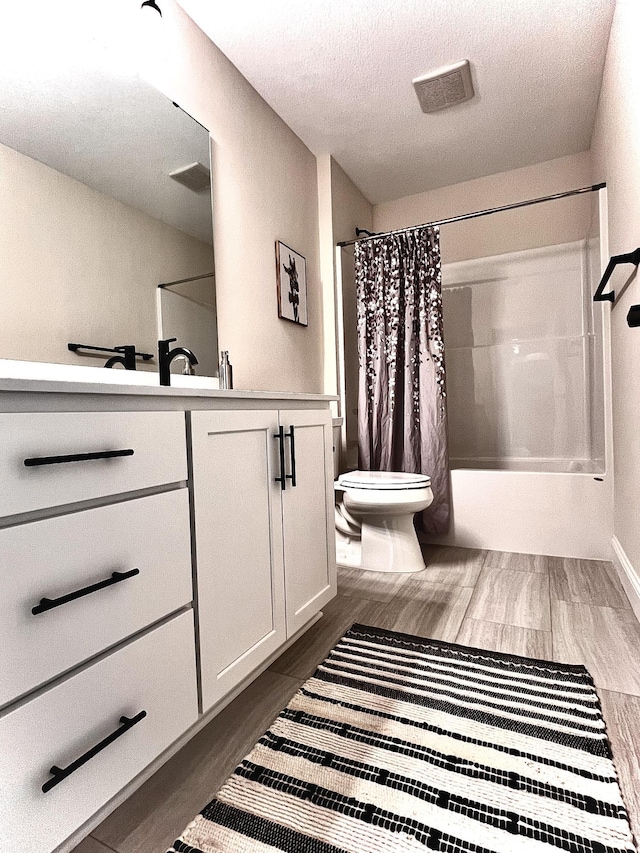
[
  {"xmin": 0, "ymin": 489, "xmax": 193, "ymax": 709},
  {"xmin": 0, "ymin": 411, "xmax": 187, "ymax": 517},
  {"xmin": 0, "ymin": 611, "xmax": 198, "ymax": 853}
]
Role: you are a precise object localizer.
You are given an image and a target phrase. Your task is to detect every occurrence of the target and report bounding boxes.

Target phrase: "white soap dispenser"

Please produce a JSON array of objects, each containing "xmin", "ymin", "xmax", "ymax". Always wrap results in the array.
[{"xmin": 219, "ymin": 350, "xmax": 233, "ymax": 389}]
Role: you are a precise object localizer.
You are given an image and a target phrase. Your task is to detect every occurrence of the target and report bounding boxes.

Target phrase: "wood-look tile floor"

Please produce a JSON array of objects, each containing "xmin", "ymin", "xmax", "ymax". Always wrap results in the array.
[{"xmin": 76, "ymin": 547, "xmax": 640, "ymax": 853}]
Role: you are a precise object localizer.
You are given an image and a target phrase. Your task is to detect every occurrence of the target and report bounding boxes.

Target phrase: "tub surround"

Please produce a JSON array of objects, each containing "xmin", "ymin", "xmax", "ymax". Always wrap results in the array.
[{"xmin": 0, "ymin": 379, "xmax": 337, "ymax": 853}]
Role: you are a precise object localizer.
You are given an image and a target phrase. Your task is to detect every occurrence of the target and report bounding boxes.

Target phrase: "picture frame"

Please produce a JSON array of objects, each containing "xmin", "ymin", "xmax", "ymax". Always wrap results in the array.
[{"xmin": 275, "ymin": 240, "xmax": 308, "ymax": 326}]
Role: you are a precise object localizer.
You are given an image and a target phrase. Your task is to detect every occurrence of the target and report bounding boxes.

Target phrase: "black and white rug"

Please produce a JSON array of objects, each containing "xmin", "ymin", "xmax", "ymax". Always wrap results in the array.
[{"xmin": 171, "ymin": 624, "xmax": 636, "ymax": 853}]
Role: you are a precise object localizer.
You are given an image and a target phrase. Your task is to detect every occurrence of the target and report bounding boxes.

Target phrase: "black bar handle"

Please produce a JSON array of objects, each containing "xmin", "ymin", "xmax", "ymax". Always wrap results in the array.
[
  {"xmin": 274, "ymin": 426, "xmax": 286, "ymax": 490},
  {"xmin": 42, "ymin": 710, "xmax": 147, "ymax": 793},
  {"xmin": 285, "ymin": 425, "xmax": 297, "ymax": 487},
  {"xmin": 24, "ymin": 449, "xmax": 134, "ymax": 467},
  {"xmin": 32, "ymin": 569, "xmax": 140, "ymax": 616},
  {"xmin": 593, "ymin": 247, "xmax": 640, "ymax": 303}
]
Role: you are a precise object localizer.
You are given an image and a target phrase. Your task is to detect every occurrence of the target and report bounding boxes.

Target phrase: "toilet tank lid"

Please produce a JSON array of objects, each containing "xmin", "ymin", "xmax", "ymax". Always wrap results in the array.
[{"xmin": 337, "ymin": 470, "xmax": 431, "ymax": 490}]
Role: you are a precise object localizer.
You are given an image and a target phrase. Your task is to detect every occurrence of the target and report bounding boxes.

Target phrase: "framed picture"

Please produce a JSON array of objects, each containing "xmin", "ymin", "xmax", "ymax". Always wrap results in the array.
[{"xmin": 276, "ymin": 240, "xmax": 308, "ymax": 326}]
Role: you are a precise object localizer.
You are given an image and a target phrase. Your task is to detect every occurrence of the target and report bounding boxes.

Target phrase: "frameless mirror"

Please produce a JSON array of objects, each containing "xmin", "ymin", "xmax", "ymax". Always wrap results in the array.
[{"xmin": 0, "ymin": 1, "xmax": 218, "ymax": 377}]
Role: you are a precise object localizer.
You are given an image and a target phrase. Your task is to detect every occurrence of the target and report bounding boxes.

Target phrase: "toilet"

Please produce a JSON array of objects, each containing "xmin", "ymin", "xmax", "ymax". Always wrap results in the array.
[{"xmin": 335, "ymin": 470, "xmax": 433, "ymax": 573}]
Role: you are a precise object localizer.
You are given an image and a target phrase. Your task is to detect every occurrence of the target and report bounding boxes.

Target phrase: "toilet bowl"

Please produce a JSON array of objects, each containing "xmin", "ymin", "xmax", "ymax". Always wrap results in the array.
[{"xmin": 335, "ymin": 470, "xmax": 433, "ymax": 573}]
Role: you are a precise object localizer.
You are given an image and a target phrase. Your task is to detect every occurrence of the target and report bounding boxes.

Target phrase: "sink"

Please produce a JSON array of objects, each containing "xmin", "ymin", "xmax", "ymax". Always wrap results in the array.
[{"xmin": 0, "ymin": 359, "xmax": 220, "ymax": 389}]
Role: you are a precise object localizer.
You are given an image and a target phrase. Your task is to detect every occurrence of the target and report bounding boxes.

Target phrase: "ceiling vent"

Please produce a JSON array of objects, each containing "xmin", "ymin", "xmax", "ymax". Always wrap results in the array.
[
  {"xmin": 412, "ymin": 60, "xmax": 475, "ymax": 113},
  {"xmin": 169, "ymin": 162, "xmax": 211, "ymax": 193}
]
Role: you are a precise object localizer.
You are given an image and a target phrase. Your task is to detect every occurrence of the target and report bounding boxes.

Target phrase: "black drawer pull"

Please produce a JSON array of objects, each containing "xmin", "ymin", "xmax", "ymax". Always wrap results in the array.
[
  {"xmin": 24, "ymin": 448, "xmax": 134, "ymax": 467},
  {"xmin": 42, "ymin": 710, "xmax": 147, "ymax": 793},
  {"xmin": 285, "ymin": 425, "xmax": 297, "ymax": 487},
  {"xmin": 32, "ymin": 569, "xmax": 140, "ymax": 615},
  {"xmin": 274, "ymin": 426, "xmax": 286, "ymax": 491}
]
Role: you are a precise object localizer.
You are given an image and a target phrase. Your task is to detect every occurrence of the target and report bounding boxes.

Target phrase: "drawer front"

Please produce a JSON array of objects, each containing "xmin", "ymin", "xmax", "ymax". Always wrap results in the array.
[
  {"xmin": 0, "ymin": 411, "xmax": 187, "ymax": 517},
  {"xmin": 0, "ymin": 489, "xmax": 193, "ymax": 709},
  {"xmin": 0, "ymin": 611, "xmax": 198, "ymax": 853}
]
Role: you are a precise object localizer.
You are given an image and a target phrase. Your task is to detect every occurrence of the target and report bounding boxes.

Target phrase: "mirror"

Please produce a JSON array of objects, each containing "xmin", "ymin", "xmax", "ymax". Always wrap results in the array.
[{"xmin": 0, "ymin": 2, "xmax": 218, "ymax": 377}]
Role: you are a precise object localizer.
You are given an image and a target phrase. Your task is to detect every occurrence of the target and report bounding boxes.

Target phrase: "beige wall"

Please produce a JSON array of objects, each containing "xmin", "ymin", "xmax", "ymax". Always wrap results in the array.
[
  {"xmin": 373, "ymin": 152, "xmax": 594, "ymax": 264},
  {"xmin": 0, "ymin": 141, "xmax": 213, "ymax": 369},
  {"xmin": 317, "ymin": 154, "xmax": 338, "ymax": 399},
  {"xmin": 142, "ymin": 0, "xmax": 323, "ymax": 393},
  {"xmin": 591, "ymin": 0, "xmax": 640, "ymax": 572},
  {"xmin": 327, "ymin": 158, "xmax": 373, "ymax": 466},
  {"xmin": 330, "ymin": 160, "xmax": 374, "ymax": 246}
]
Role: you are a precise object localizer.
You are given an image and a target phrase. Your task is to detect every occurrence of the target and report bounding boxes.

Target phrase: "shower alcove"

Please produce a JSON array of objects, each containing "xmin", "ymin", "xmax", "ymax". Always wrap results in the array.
[{"xmin": 337, "ymin": 185, "xmax": 613, "ymax": 559}]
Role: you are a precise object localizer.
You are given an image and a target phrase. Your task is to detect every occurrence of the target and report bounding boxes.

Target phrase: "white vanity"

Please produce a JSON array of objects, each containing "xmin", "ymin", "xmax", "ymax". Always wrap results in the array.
[{"xmin": 0, "ymin": 375, "xmax": 337, "ymax": 853}]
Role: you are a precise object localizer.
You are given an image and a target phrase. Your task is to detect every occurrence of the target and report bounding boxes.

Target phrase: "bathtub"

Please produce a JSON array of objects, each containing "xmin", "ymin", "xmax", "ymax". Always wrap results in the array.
[{"xmin": 424, "ymin": 465, "xmax": 613, "ymax": 560}]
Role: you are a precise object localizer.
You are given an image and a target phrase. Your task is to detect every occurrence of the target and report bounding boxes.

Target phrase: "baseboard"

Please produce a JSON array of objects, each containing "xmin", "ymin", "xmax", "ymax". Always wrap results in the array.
[{"xmin": 611, "ymin": 535, "xmax": 640, "ymax": 624}]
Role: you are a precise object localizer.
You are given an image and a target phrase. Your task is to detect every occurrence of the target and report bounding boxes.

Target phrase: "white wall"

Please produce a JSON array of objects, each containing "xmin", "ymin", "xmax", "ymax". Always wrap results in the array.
[
  {"xmin": 591, "ymin": 0, "xmax": 640, "ymax": 587},
  {"xmin": 0, "ymin": 142, "xmax": 213, "ymax": 369},
  {"xmin": 374, "ymin": 152, "xmax": 594, "ymax": 264},
  {"xmin": 141, "ymin": 0, "xmax": 324, "ymax": 393}
]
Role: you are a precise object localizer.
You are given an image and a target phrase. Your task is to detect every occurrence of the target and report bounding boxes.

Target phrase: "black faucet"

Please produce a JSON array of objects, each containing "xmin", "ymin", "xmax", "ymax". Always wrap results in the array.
[
  {"xmin": 104, "ymin": 345, "xmax": 137, "ymax": 370},
  {"xmin": 158, "ymin": 338, "xmax": 199, "ymax": 386}
]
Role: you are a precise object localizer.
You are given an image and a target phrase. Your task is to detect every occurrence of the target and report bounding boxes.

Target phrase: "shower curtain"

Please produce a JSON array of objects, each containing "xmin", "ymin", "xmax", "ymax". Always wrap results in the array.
[{"xmin": 355, "ymin": 226, "xmax": 450, "ymax": 534}]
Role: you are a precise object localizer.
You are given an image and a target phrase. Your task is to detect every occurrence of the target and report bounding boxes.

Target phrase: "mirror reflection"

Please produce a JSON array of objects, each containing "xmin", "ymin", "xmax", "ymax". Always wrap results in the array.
[
  {"xmin": 158, "ymin": 272, "xmax": 217, "ymax": 377},
  {"xmin": 0, "ymin": 4, "xmax": 218, "ymax": 376}
]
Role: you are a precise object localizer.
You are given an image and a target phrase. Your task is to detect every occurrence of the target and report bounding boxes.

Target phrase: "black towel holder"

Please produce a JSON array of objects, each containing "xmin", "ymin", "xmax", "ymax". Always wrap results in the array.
[
  {"xmin": 68, "ymin": 343, "xmax": 154, "ymax": 361},
  {"xmin": 593, "ymin": 247, "xmax": 640, "ymax": 303}
]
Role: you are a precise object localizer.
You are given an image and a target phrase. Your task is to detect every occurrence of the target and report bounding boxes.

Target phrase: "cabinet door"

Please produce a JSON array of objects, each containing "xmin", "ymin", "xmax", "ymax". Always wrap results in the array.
[
  {"xmin": 190, "ymin": 410, "xmax": 286, "ymax": 712},
  {"xmin": 279, "ymin": 408, "xmax": 337, "ymax": 636}
]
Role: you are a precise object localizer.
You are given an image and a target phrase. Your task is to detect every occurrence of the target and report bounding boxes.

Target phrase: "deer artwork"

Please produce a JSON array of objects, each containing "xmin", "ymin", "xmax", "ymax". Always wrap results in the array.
[{"xmin": 283, "ymin": 254, "xmax": 300, "ymax": 323}]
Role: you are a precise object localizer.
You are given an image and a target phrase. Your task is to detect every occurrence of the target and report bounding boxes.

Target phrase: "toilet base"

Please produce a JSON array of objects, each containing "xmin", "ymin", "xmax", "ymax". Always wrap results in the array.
[{"xmin": 336, "ymin": 513, "xmax": 426, "ymax": 573}]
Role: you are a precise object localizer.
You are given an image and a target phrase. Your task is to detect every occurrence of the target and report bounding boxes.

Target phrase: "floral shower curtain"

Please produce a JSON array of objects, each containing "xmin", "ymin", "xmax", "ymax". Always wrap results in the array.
[{"xmin": 355, "ymin": 226, "xmax": 450, "ymax": 534}]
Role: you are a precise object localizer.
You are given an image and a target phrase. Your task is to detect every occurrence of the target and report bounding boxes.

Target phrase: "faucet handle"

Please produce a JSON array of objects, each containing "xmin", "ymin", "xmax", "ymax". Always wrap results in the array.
[{"xmin": 158, "ymin": 338, "xmax": 177, "ymax": 360}]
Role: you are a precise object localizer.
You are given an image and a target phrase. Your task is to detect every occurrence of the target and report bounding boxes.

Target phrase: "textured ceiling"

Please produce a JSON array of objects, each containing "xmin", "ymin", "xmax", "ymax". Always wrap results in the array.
[{"xmin": 177, "ymin": 0, "xmax": 616, "ymax": 204}]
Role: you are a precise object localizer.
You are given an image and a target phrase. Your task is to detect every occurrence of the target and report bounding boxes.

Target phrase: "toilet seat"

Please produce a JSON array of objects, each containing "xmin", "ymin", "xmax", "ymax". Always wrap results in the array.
[{"xmin": 337, "ymin": 470, "xmax": 431, "ymax": 490}]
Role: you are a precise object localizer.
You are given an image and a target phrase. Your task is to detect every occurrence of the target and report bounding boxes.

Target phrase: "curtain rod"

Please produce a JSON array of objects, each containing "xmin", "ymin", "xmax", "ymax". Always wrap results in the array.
[
  {"xmin": 337, "ymin": 183, "xmax": 606, "ymax": 248},
  {"xmin": 158, "ymin": 271, "xmax": 215, "ymax": 289}
]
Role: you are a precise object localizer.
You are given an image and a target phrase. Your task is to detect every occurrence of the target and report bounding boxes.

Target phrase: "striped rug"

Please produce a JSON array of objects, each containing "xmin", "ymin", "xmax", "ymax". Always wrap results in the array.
[{"xmin": 170, "ymin": 623, "xmax": 636, "ymax": 853}]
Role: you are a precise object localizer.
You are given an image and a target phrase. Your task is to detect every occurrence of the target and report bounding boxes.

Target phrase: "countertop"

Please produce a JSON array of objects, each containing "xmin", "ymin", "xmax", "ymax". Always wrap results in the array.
[{"xmin": 0, "ymin": 360, "xmax": 338, "ymax": 404}]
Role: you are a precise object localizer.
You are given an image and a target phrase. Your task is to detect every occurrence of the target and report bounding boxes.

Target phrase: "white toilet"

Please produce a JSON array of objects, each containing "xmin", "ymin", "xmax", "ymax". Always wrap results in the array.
[{"xmin": 335, "ymin": 470, "xmax": 433, "ymax": 573}]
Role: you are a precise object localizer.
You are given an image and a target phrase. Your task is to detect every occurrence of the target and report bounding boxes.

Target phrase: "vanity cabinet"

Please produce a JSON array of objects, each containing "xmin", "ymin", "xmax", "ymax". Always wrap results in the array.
[
  {"xmin": 0, "ymin": 489, "xmax": 193, "ymax": 709},
  {"xmin": 191, "ymin": 407, "xmax": 336, "ymax": 712},
  {"xmin": 0, "ymin": 388, "xmax": 335, "ymax": 853},
  {"xmin": 278, "ymin": 409, "xmax": 337, "ymax": 635},
  {"xmin": 1, "ymin": 612, "xmax": 198, "ymax": 853},
  {"xmin": 190, "ymin": 410, "xmax": 287, "ymax": 711},
  {"xmin": 0, "ymin": 411, "xmax": 187, "ymax": 518},
  {"xmin": 0, "ymin": 408, "xmax": 198, "ymax": 853}
]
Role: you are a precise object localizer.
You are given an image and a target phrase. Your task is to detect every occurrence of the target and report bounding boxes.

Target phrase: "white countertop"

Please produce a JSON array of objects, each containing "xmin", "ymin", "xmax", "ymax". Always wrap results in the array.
[{"xmin": 0, "ymin": 360, "xmax": 337, "ymax": 402}]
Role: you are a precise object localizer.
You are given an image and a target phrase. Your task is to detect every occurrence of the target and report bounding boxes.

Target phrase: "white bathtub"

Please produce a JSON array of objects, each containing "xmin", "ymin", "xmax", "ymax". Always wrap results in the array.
[{"xmin": 425, "ymin": 466, "xmax": 613, "ymax": 560}]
